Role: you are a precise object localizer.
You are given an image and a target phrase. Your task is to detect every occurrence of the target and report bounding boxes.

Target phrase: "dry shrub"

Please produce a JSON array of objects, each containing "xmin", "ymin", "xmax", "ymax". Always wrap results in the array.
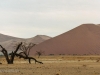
[
  {"xmin": 96, "ymin": 59, "xmax": 100, "ymax": 62},
  {"xmin": 82, "ymin": 64, "xmax": 87, "ymax": 67},
  {"xmin": 56, "ymin": 73, "xmax": 59, "ymax": 75}
]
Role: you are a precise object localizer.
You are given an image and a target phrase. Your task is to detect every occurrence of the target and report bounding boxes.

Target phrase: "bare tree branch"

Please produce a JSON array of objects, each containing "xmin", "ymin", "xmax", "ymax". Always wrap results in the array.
[{"xmin": 15, "ymin": 53, "xmax": 43, "ymax": 64}]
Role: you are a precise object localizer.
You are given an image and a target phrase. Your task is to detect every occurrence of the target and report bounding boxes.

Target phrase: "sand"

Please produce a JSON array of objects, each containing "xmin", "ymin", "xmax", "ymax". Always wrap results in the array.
[
  {"xmin": 0, "ymin": 55, "xmax": 100, "ymax": 75},
  {"xmin": 30, "ymin": 24, "xmax": 100, "ymax": 55}
]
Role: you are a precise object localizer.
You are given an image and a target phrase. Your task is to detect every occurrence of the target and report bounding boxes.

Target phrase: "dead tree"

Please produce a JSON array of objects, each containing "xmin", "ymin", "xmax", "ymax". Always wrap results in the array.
[
  {"xmin": 18, "ymin": 42, "xmax": 36, "ymax": 57},
  {"xmin": 36, "ymin": 50, "xmax": 45, "ymax": 58},
  {"xmin": 13, "ymin": 42, "xmax": 43, "ymax": 64},
  {"xmin": 0, "ymin": 42, "xmax": 22, "ymax": 64}
]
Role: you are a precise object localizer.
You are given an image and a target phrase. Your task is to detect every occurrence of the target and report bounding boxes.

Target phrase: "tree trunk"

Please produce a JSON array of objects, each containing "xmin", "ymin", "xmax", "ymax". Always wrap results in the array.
[
  {"xmin": 7, "ymin": 60, "xmax": 13, "ymax": 64},
  {"xmin": 0, "ymin": 42, "xmax": 22, "ymax": 64}
]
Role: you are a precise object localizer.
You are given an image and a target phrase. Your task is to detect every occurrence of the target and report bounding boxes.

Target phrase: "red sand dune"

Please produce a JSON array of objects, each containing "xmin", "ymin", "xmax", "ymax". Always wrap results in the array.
[{"xmin": 30, "ymin": 24, "xmax": 100, "ymax": 55}]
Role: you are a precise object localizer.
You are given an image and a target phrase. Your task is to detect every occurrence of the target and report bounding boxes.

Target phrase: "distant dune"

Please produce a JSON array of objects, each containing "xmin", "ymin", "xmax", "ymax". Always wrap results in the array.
[
  {"xmin": 0, "ymin": 34, "xmax": 51, "ymax": 51},
  {"xmin": 30, "ymin": 24, "xmax": 100, "ymax": 55}
]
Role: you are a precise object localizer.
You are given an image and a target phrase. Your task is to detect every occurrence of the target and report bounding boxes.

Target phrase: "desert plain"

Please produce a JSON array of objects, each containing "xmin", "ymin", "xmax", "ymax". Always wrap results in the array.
[{"xmin": 0, "ymin": 55, "xmax": 100, "ymax": 75}]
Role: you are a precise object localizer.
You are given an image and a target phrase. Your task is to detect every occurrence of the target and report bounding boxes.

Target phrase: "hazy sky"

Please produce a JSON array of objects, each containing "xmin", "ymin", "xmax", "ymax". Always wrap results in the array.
[{"xmin": 0, "ymin": 0, "xmax": 100, "ymax": 38}]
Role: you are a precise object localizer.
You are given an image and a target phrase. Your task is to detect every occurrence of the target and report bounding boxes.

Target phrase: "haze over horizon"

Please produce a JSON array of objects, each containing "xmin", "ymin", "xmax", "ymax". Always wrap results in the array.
[{"xmin": 0, "ymin": 0, "xmax": 100, "ymax": 38}]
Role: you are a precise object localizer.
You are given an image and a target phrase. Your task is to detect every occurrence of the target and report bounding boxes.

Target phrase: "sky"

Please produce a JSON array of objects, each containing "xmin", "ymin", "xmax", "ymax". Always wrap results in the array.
[{"xmin": 0, "ymin": 0, "xmax": 100, "ymax": 38}]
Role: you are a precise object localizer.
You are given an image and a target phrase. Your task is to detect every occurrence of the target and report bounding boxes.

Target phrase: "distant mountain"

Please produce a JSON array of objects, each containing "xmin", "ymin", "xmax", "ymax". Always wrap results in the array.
[
  {"xmin": 97, "ymin": 24, "xmax": 100, "ymax": 26},
  {"xmin": 30, "ymin": 24, "xmax": 100, "ymax": 55},
  {"xmin": 0, "ymin": 39, "xmax": 25, "ymax": 51},
  {"xmin": 0, "ymin": 33, "xmax": 22, "ymax": 42},
  {"xmin": 26, "ymin": 35, "xmax": 51, "ymax": 44},
  {"xmin": 0, "ymin": 34, "xmax": 51, "ymax": 51}
]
